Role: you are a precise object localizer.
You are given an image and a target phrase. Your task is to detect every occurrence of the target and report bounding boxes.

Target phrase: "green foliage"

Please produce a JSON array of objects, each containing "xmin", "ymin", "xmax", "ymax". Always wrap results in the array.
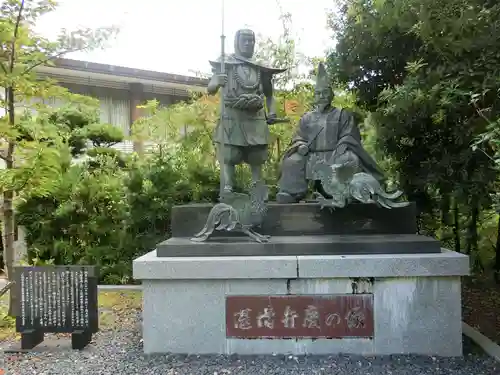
[
  {"xmin": 16, "ymin": 8, "xmax": 382, "ymax": 285},
  {"xmin": 17, "ymin": 10, "xmax": 320, "ymax": 283},
  {"xmin": 47, "ymin": 102, "xmax": 101, "ymax": 130},
  {"xmin": 0, "ymin": 0, "xmax": 118, "ymax": 318},
  {"xmin": 17, "ymin": 146, "xmax": 222, "ymax": 284},
  {"xmin": 43, "ymin": 102, "xmax": 99, "ymax": 159},
  {"xmin": 84, "ymin": 123, "xmax": 124, "ymax": 147},
  {"xmin": 328, "ymin": 0, "xmax": 500, "ymax": 270},
  {"xmin": 17, "ymin": 158, "xmax": 131, "ymax": 283}
]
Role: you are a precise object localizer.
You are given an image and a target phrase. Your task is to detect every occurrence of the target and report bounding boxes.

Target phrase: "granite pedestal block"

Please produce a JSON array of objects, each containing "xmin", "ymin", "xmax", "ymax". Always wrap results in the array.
[
  {"xmin": 134, "ymin": 201, "xmax": 467, "ymax": 355},
  {"xmin": 133, "ymin": 249, "xmax": 470, "ymax": 356},
  {"xmin": 171, "ymin": 202, "xmax": 418, "ymax": 237},
  {"xmin": 160, "ymin": 202, "xmax": 441, "ymax": 257},
  {"xmin": 156, "ymin": 234, "xmax": 441, "ymax": 257}
]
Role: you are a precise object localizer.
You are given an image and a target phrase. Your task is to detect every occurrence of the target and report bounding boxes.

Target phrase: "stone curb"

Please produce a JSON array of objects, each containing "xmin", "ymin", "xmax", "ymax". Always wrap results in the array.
[
  {"xmin": 98, "ymin": 285, "xmax": 142, "ymax": 290},
  {"xmin": 462, "ymin": 322, "xmax": 500, "ymax": 362},
  {"xmin": 0, "ymin": 279, "xmax": 143, "ymax": 291}
]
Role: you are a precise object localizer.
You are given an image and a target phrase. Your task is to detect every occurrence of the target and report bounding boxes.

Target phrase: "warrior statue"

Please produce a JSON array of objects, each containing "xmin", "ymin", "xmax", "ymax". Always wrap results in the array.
[
  {"xmin": 208, "ymin": 28, "xmax": 286, "ymax": 194},
  {"xmin": 276, "ymin": 63, "xmax": 385, "ymax": 203}
]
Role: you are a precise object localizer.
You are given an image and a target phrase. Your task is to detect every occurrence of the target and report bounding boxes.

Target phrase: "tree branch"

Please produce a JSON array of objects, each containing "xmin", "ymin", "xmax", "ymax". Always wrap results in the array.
[
  {"xmin": 9, "ymin": 0, "xmax": 25, "ymax": 74},
  {"xmin": 0, "ymin": 150, "xmax": 8, "ymax": 162},
  {"xmin": 0, "ymin": 280, "xmax": 14, "ymax": 298},
  {"xmin": 22, "ymin": 48, "xmax": 80, "ymax": 76},
  {"xmin": 0, "ymin": 61, "xmax": 7, "ymax": 75}
]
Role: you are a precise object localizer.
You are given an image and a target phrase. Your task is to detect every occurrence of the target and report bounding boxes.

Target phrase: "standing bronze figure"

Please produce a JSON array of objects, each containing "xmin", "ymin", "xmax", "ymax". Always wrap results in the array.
[
  {"xmin": 191, "ymin": 28, "xmax": 287, "ymax": 243},
  {"xmin": 207, "ymin": 28, "xmax": 286, "ymax": 194}
]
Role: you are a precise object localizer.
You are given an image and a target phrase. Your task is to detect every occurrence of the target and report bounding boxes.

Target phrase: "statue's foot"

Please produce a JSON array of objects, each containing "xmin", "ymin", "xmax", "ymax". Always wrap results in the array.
[
  {"xmin": 219, "ymin": 186, "xmax": 234, "ymax": 200},
  {"xmin": 242, "ymin": 228, "xmax": 271, "ymax": 243},
  {"xmin": 253, "ymin": 233, "xmax": 271, "ymax": 243},
  {"xmin": 276, "ymin": 192, "xmax": 300, "ymax": 204}
]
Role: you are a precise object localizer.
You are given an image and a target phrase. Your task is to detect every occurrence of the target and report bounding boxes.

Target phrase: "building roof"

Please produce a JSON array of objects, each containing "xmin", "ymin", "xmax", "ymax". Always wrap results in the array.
[{"xmin": 35, "ymin": 58, "xmax": 209, "ymax": 97}]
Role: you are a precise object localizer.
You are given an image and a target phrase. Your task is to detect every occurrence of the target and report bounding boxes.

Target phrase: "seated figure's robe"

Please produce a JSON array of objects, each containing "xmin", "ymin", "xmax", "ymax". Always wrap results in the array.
[{"xmin": 278, "ymin": 107, "xmax": 384, "ymax": 198}]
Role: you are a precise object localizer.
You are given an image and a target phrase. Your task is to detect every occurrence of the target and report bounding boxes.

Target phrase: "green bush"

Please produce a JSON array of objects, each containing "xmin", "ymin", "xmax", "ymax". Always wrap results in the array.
[
  {"xmin": 16, "ymin": 144, "xmax": 221, "ymax": 284},
  {"xmin": 13, "ymin": 88, "xmax": 341, "ymax": 284}
]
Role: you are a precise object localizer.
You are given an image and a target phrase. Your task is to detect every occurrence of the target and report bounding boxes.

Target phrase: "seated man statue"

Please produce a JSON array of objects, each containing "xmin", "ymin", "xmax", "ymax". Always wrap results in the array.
[{"xmin": 276, "ymin": 63, "xmax": 385, "ymax": 203}]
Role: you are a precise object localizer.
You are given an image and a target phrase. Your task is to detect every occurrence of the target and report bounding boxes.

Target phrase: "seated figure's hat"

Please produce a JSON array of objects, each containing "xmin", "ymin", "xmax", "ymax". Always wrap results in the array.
[{"xmin": 315, "ymin": 63, "xmax": 331, "ymax": 90}]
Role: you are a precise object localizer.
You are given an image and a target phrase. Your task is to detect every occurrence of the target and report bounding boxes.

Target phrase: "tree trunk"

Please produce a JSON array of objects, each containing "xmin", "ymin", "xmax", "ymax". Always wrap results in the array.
[
  {"xmin": 440, "ymin": 192, "xmax": 450, "ymax": 225},
  {"xmin": 4, "ymin": 0, "xmax": 24, "ymax": 317},
  {"xmin": 439, "ymin": 191, "xmax": 451, "ymax": 242},
  {"xmin": 466, "ymin": 195, "xmax": 482, "ymax": 271},
  {"xmin": 494, "ymin": 214, "xmax": 500, "ymax": 283},
  {"xmin": 465, "ymin": 199, "xmax": 479, "ymax": 254},
  {"xmin": 452, "ymin": 196, "xmax": 461, "ymax": 253},
  {"xmin": 4, "ymin": 86, "xmax": 17, "ymax": 317}
]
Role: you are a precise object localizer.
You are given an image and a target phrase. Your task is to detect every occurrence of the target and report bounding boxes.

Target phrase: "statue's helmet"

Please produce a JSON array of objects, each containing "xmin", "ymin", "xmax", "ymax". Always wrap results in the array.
[{"xmin": 234, "ymin": 29, "xmax": 255, "ymax": 58}]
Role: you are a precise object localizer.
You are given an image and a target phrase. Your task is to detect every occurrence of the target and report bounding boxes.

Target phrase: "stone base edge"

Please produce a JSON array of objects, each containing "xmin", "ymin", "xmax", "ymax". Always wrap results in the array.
[
  {"xmin": 133, "ymin": 249, "xmax": 470, "ymax": 280},
  {"xmin": 462, "ymin": 322, "xmax": 500, "ymax": 362}
]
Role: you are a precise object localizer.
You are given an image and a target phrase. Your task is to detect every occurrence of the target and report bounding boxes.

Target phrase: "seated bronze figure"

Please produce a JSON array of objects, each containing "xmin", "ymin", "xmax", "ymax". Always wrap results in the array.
[{"xmin": 276, "ymin": 63, "xmax": 385, "ymax": 204}]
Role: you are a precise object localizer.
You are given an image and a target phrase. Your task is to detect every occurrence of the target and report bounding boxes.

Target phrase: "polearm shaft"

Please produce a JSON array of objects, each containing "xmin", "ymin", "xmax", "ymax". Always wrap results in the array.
[{"xmin": 218, "ymin": 0, "xmax": 226, "ymax": 197}]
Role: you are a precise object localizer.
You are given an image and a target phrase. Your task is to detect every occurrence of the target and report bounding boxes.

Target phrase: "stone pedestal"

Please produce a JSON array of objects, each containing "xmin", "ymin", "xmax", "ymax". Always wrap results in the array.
[
  {"xmin": 133, "ymin": 202, "xmax": 470, "ymax": 356},
  {"xmin": 134, "ymin": 250, "xmax": 469, "ymax": 356}
]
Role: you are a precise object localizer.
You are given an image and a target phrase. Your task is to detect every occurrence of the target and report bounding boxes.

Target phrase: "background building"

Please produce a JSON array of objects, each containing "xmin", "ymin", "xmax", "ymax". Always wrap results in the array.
[
  {"xmin": 0, "ymin": 59, "xmax": 209, "ymax": 268},
  {"xmin": 35, "ymin": 58, "xmax": 209, "ymax": 153}
]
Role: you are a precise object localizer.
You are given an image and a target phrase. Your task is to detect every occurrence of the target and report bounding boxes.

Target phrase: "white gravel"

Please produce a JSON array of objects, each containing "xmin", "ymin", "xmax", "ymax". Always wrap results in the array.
[{"xmin": 1, "ymin": 312, "xmax": 499, "ymax": 375}]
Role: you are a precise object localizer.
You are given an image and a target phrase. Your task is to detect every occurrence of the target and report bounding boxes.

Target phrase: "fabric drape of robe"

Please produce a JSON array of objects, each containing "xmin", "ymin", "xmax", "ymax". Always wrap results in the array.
[
  {"xmin": 210, "ymin": 54, "xmax": 284, "ymax": 148},
  {"xmin": 278, "ymin": 107, "xmax": 384, "ymax": 196}
]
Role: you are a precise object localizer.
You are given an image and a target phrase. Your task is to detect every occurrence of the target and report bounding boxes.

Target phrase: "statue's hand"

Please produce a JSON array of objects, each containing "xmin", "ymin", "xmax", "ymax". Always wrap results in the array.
[
  {"xmin": 266, "ymin": 112, "xmax": 277, "ymax": 124},
  {"xmin": 297, "ymin": 144, "xmax": 309, "ymax": 156},
  {"xmin": 216, "ymin": 73, "xmax": 228, "ymax": 87}
]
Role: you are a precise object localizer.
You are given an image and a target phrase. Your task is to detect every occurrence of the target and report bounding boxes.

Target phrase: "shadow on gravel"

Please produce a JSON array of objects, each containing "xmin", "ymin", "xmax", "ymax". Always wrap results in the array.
[
  {"xmin": 3, "ymin": 313, "xmax": 499, "ymax": 375},
  {"xmin": 135, "ymin": 335, "xmax": 498, "ymax": 375}
]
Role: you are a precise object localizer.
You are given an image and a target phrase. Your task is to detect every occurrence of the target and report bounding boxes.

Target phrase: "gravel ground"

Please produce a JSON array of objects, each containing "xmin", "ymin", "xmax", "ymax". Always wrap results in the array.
[{"xmin": 1, "ymin": 312, "xmax": 499, "ymax": 375}]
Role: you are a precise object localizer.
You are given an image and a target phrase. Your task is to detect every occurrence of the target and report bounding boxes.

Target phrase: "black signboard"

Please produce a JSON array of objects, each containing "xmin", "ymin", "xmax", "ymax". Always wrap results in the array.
[{"xmin": 14, "ymin": 265, "xmax": 99, "ymax": 350}]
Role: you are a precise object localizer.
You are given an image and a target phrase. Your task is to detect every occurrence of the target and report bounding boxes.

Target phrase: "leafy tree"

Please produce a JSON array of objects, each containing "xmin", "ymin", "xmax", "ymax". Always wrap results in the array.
[
  {"xmin": 0, "ymin": 0, "xmax": 117, "ymax": 315},
  {"xmin": 328, "ymin": 0, "xmax": 500, "ymax": 270},
  {"xmin": 17, "ymin": 103, "xmax": 130, "ymax": 282},
  {"xmin": 17, "ymin": 8, "xmax": 371, "ymax": 285}
]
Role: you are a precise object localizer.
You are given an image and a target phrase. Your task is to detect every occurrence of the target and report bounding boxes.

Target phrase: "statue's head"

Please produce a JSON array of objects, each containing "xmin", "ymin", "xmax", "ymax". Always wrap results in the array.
[
  {"xmin": 234, "ymin": 29, "xmax": 255, "ymax": 58},
  {"xmin": 314, "ymin": 63, "xmax": 334, "ymax": 111}
]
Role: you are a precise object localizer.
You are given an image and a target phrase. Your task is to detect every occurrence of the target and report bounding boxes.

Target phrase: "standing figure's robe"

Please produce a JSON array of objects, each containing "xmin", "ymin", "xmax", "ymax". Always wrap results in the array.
[{"xmin": 209, "ymin": 54, "xmax": 285, "ymax": 165}]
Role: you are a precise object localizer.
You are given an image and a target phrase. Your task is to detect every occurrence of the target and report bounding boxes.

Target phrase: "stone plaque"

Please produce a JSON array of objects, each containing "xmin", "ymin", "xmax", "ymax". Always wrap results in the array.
[
  {"xmin": 226, "ymin": 295, "xmax": 373, "ymax": 338},
  {"xmin": 14, "ymin": 266, "xmax": 98, "ymax": 350}
]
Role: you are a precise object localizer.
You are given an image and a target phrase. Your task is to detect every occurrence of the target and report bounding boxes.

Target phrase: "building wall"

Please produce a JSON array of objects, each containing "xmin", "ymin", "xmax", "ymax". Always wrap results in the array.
[
  {"xmin": 59, "ymin": 83, "xmax": 132, "ymax": 152},
  {"xmin": 0, "ymin": 69, "xmax": 206, "ymax": 266},
  {"xmin": 59, "ymin": 83, "xmax": 187, "ymax": 153},
  {"xmin": 1, "ymin": 80, "xmax": 199, "ymax": 153}
]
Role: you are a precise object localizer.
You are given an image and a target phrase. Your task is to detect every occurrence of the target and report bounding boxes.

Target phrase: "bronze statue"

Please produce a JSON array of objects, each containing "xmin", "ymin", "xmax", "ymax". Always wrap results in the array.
[
  {"xmin": 207, "ymin": 28, "xmax": 286, "ymax": 194},
  {"xmin": 312, "ymin": 159, "xmax": 409, "ymax": 209},
  {"xmin": 190, "ymin": 28, "xmax": 287, "ymax": 244},
  {"xmin": 276, "ymin": 63, "xmax": 385, "ymax": 203},
  {"xmin": 191, "ymin": 180, "xmax": 270, "ymax": 243}
]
